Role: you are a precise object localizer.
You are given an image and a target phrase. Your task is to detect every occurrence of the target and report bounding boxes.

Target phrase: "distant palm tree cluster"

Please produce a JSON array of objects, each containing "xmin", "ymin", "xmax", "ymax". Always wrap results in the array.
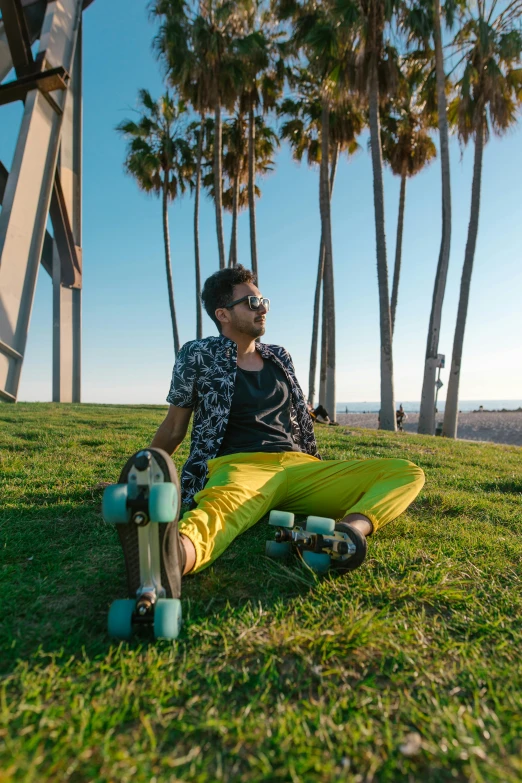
[{"xmin": 116, "ymin": 0, "xmax": 522, "ymax": 439}]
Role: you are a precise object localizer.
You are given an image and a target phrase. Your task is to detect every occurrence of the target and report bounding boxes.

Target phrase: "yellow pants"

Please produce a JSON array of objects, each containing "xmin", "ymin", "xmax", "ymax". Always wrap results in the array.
[{"xmin": 180, "ymin": 451, "xmax": 425, "ymax": 572}]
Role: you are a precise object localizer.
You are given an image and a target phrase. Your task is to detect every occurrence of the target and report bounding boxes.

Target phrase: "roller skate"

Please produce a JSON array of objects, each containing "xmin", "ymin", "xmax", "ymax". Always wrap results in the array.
[
  {"xmin": 265, "ymin": 511, "xmax": 367, "ymax": 574},
  {"xmin": 102, "ymin": 448, "xmax": 185, "ymax": 641}
]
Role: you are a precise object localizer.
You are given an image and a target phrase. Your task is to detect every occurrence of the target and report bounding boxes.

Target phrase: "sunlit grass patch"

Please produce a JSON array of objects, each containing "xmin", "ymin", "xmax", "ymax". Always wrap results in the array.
[{"xmin": 0, "ymin": 404, "xmax": 521, "ymax": 781}]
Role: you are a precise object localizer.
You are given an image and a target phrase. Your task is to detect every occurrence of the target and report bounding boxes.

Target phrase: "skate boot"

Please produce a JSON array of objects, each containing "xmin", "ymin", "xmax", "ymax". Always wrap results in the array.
[
  {"xmin": 102, "ymin": 448, "xmax": 185, "ymax": 641},
  {"xmin": 265, "ymin": 511, "xmax": 367, "ymax": 574}
]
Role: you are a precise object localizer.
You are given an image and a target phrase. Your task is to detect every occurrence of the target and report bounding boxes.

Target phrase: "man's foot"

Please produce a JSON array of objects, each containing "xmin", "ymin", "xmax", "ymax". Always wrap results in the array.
[{"xmin": 340, "ymin": 513, "xmax": 373, "ymax": 537}]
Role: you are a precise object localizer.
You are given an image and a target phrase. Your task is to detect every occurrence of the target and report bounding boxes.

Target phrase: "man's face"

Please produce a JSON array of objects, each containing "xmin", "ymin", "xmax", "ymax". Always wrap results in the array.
[{"xmin": 218, "ymin": 282, "xmax": 268, "ymax": 339}]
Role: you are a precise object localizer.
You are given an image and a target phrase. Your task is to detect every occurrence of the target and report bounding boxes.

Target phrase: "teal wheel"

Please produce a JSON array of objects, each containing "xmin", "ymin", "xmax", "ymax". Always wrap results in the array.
[
  {"xmin": 108, "ymin": 599, "xmax": 135, "ymax": 640},
  {"xmin": 148, "ymin": 483, "xmax": 178, "ymax": 523},
  {"xmin": 154, "ymin": 598, "xmax": 182, "ymax": 640},
  {"xmin": 265, "ymin": 540, "xmax": 292, "ymax": 559},
  {"xmin": 302, "ymin": 550, "xmax": 331, "ymax": 574},
  {"xmin": 305, "ymin": 516, "xmax": 335, "ymax": 534},
  {"xmin": 102, "ymin": 485, "xmax": 130, "ymax": 524},
  {"xmin": 269, "ymin": 510, "xmax": 295, "ymax": 528}
]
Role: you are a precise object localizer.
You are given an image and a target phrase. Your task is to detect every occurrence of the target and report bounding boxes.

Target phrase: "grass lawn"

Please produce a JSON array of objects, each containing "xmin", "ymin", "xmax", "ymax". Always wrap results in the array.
[{"xmin": 0, "ymin": 403, "xmax": 521, "ymax": 782}]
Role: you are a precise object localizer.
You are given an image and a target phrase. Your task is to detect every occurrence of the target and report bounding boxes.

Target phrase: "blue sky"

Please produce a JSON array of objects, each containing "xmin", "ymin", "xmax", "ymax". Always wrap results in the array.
[{"xmin": 2, "ymin": 0, "xmax": 521, "ymax": 406}]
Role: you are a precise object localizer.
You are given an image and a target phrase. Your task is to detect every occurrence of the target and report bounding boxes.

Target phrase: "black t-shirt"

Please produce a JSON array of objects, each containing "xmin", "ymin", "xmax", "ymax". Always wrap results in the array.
[{"xmin": 217, "ymin": 359, "xmax": 300, "ymax": 457}]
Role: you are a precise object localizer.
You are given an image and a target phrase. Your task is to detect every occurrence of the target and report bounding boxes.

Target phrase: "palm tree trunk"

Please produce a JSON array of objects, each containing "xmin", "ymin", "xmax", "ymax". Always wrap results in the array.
[
  {"xmin": 162, "ymin": 176, "xmax": 180, "ymax": 356},
  {"xmin": 418, "ymin": 0, "xmax": 452, "ymax": 434},
  {"xmin": 391, "ymin": 171, "xmax": 407, "ymax": 336},
  {"xmin": 229, "ymin": 172, "xmax": 239, "ymax": 268},
  {"xmin": 248, "ymin": 101, "xmax": 258, "ymax": 279},
  {"xmin": 214, "ymin": 98, "xmax": 226, "ymax": 269},
  {"xmin": 319, "ymin": 99, "xmax": 336, "ymax": 421},
  {"xmin": 194, "ymin": 116, "xmax": 204, "ymax": 340},
  {"xmin": 442, "ymin": 121, "xmax": 484, "ymax": 438},
  {"xmin": 319, "ymin": 281, "xmax": 328, "ymax": 407},
  {"xmin": 312, "ymin": 242, "xmax": 326, "ymax": 407},
  {"xmin": 308, "ymin": 143, "xmax": 339, "ymax": 406},
  {"xmin": 368, "ymin": 59, "xmax": 395, "ymax": 430}
]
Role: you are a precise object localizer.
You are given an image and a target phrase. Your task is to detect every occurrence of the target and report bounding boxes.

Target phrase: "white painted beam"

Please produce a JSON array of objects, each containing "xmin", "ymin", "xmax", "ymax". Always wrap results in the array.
[
  {"xmin": 52, "ymin": 240, "xmax": 80, "ymax": 401},
  {"xmin": 0, "ymin": 0, "xmax": 82, "ymax": 401},
  {"xmin": 53, "ymin": 21, "xmax": 81, "ymax": 401}
]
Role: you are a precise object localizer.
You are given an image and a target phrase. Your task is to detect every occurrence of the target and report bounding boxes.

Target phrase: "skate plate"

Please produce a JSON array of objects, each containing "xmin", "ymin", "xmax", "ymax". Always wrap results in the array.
[
  {"xmin": 103, "ymin": 449, "xmax": 182, "ymax": 641},
  {"xmin": 266, "ymin": 510, "xmax": 366, "ymax": 573}
]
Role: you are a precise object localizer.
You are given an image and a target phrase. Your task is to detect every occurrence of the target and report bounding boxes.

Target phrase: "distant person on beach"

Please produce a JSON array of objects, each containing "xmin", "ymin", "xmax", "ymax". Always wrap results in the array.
[
  {"xmin": 313, "ymin": 404, "xmax": 330, "ymax": 423},
  {"xmin": 143, "ymin": 265, "xmax": 425, "ymax": 581},
  {"xmin": 313, "ymin": 404, "xmax": 341, "ymax": 426},
  {"xmin": 396, "ymin": 404, "xmax": 407, "ymax": 430}
]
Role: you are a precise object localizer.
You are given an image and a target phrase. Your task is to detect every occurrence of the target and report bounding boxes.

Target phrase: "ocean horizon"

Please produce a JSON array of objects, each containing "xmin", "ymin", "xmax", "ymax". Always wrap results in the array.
[{"xmin": 335, "ymin": 400, "xmax": 522, "ymax": 414}]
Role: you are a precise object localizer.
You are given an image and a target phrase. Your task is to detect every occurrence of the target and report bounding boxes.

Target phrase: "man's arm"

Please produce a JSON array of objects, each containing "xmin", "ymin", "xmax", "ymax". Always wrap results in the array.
[{"xmin": 150, "ymin": 405, "xmax": 193, "ymax": 454}]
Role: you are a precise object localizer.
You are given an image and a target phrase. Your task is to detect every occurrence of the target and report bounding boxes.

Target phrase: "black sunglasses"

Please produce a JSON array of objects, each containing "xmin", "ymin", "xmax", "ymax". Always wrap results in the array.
[{"xmin": 225, "ymin": 295, "xmax": 270, "ymax": 312}]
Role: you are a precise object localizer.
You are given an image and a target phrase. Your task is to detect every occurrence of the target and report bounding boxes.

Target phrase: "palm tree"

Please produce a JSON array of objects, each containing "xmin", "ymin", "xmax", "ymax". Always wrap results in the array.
[
  {"xmin": 404, "ymin": 0, "xmax": 461, "ymax": 435},
  {"xmin": 280, "ymin": 1, "xmax": 362, "ymax": 422},
  {"xmin": 350, "ymin": 0, "xmax": 402, "ymax": 430},
  {"xmin": 279, "ymin": 70, "xmax": 363, "ymax": 407},
  {"xmin": 187, "ymin": 116, "xmax": 214, "ymax": 339},
  {"xmin": 205, "ymin": 111, "xmax": 279, "ymax": 268},
  {"xmin": 316, "ymin": 144, "xmax": 339, "ymax": 408},
  {"xmin": 442, "ymin": 2, "xmax": 522, "ymax": 438},
  {"xmin": 116, "ymin": 90, "xmax": 192, "ymax": 356},
  {"xmin": 381, "ymin": 62, "xmax": 437, "ymax": 335},
  {"xmin": 222, "ymin": 112, "xmax": 247, "ymax": 267},
  {"xmin": 152, "ymin": 0, "xmax": 210, "ymax": 335},
  {"xmin": 153, "ymin": 0, "xmax": 247, "ymax": 270},
  {"xmin": 236, "ymin": 3, "xmax": 285, "ymax": 278},
  {"xmin": 279, "ymin": 87, "xmax": 323, "ymax": 403},
  {"xmin": 285, "ymin": 0, "xmax": 400, "ymax": 425}
]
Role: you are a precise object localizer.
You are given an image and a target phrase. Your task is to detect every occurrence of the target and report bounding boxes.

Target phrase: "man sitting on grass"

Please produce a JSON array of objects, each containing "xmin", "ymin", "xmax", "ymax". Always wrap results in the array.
[{"xmin": 150, "ymin": 265, "xmax": 425, "ymax": 579}]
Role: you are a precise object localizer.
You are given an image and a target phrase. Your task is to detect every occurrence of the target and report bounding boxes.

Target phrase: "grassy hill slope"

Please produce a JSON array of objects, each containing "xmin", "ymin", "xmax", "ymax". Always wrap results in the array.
[{"xmin": 0, "ymin": 404, "xmax": 521, "ymax": 782}]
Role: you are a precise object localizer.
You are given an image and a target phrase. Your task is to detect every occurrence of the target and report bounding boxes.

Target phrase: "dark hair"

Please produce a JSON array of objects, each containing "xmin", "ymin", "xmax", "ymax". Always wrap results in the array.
[{"xmin": 201, "ymin": 265, "xmax": 257, "ymax": 332}]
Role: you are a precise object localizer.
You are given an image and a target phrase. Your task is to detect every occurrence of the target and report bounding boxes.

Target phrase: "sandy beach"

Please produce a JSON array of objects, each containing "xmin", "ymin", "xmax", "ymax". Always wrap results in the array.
[{"xmin": 335, "ymin": 411, "xmax": 522, "ymax": 447}]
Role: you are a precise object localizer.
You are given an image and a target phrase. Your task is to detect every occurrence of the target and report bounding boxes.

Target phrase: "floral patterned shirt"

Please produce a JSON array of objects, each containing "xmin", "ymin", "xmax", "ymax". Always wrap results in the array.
[{"xmin": 166, "ymin": 335, "xmax": 320, "ymax": 506}]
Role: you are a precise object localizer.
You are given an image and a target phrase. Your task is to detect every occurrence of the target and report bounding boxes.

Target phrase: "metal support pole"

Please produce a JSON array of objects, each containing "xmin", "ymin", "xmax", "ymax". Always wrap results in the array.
[
  {"xmin": 52, "ymin": 20, "xmax": 81, "ymax": 402},
  {"xmin": 0, "ymin": 18, "xmax": 15, "ymax": 83},
  {"xmin": 52, "ymin": 240, "xmax": 81, "ymax": 401},
  {"xmin": 0, "ymin": 1, "xmax": 47, "ymax": 84},
  {"xmin": 0, "ymin": 0, "xmax": 82, "ymax": 402}
]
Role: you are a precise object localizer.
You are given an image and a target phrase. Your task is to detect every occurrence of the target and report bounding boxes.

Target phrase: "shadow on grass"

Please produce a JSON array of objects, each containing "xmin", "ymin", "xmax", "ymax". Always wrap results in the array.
[
  {"xmin": 5, "ymin": 479, "xmax": 512, "ymax": 680},
  {"xmin": 412, "ymin": 495, "xmax": 467, "ymax": 517},
  {"xmin": 0, "ymin": 503, "xmax": 320, "ymax": 676},
  {"xmin": 481, "ymin": 479, "xmax": 522, "ymax": 494}
]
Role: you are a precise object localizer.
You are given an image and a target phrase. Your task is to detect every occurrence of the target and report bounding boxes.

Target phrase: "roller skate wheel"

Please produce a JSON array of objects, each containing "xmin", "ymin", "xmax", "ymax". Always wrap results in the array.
[
  {"xmin": 154, "ymin": 598, "xmax": 182, "ymax": 640},
  {"xmin": 302, "ymin": 550, "xmax": 331, "ymax": 574},
  {"xmin": 102, "ymin": 484, "xmax": 130, "ymax": 524},
  {"xmin": 108, "ymin": 599, "xmax": 135, "ymax": 640},
  {"xmin": 332, "ymin": 523, "xmax": 367, "ymax": 572},
  {"xmin": 148, "ymin": 483, "xmax": 178, "ymax": 523},
  {"xmin": 265, "ymin": 540, "xmax": 292, "ymax": 559},
  {"xmin": 269, "ymin": 510, "xmax": 295, "ymax": 528},
  {"xmin": 305, "ymin": 516, "xmax": 335, "ymax": 534}
]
